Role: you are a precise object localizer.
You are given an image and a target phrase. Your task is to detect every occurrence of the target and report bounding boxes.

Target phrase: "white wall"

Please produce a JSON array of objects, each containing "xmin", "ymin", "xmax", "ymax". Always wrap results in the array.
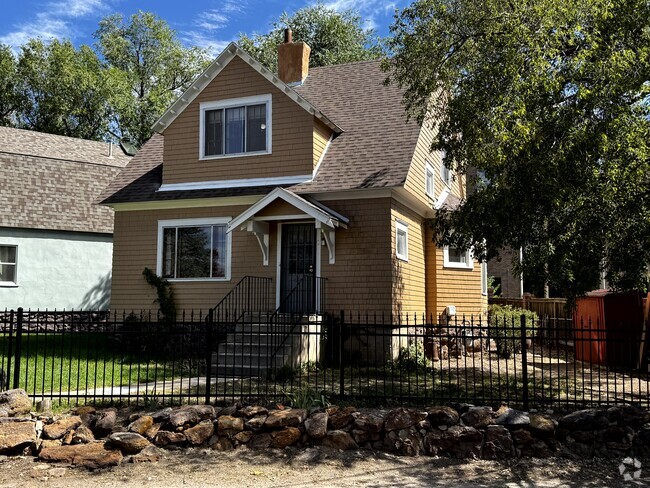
[{"xmin": 0, "ymin": 228, "xmax": 113, "ymax": 311}]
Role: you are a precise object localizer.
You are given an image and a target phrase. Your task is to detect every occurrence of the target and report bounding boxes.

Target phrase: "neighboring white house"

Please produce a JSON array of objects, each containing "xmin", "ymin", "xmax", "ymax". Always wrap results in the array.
[{"xmin": 0, "ymin": 127, "xmax": 131, "ymax": 310}]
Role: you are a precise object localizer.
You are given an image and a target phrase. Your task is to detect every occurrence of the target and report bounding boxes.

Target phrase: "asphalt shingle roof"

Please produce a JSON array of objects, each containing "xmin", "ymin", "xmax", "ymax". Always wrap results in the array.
[
  {"xmin": 0, "ymin": 126, "xmax": 131, "ymax": 234},
  {"xmin": 99, "ymin": 58, "xmax": 420, "ymax": 205}
]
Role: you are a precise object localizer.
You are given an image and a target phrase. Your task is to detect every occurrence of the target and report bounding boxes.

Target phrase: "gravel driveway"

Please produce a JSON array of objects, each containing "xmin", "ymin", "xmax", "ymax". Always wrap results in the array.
[{"xmin": 0, "ymin": 447, "xmax": 645, "ymax": 488}]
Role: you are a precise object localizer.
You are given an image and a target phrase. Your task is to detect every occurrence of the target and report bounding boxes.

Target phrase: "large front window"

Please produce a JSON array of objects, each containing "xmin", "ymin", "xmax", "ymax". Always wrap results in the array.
[
  {"xmin": 200, "ymin": 95, "xmax": 271, "ymax": 159},
  {"xmin": 158, "ymin": 218, "xmax": 231, "ymax": 280}
]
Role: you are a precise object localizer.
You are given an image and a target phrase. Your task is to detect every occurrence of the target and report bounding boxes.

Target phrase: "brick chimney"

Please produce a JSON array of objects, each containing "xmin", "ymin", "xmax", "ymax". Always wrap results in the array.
[{"xmin": 277, "ymin": 28, "xmax": 310, "ymax": 85}]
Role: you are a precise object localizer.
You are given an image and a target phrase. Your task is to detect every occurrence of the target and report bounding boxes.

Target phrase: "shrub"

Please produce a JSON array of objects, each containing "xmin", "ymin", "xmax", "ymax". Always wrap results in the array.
[
  {"xmin": 392, "ymin": 340, "xmax": 432, "ymax": 373},
  {"xmin": 488, "ymin": 305, "xmax": 538, "ymax": 358}
]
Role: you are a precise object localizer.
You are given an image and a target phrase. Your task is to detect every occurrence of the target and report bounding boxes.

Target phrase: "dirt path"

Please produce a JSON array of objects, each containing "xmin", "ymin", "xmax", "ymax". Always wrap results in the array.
[{"xmin": 0, "ymin": 447, "xmax": 644, "ymax": 488}]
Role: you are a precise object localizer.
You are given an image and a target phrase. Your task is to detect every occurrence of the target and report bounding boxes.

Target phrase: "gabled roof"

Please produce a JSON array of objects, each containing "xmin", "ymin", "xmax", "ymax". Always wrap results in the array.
[
  {"xmin": 228, "ymin": 187, "xmax": 349, "ymax": 232},
  {"xmin": 153, "ymin": 42, "xmax": 342, "ymax": 135},
  {"xmin": 0, "ymin": 126, "xmax": 131, "ymax": 234}
]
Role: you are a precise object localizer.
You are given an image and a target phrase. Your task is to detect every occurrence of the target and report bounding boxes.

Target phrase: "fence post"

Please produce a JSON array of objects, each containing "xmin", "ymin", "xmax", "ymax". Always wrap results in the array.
[
  {"xmin": 339, "ymin": 310, "xmax": 345, "ymax": 397},
  {"xmin": 13, "ymin": 308, "xmax": 23, "ymax": 390},
  {"xmin": 520, "ymin": 314, "xmax": 529, "ymax": 411},
  {"xmin": 204, "ymin": 308, "xmax": 214, "ymax": 405},
  {"xmin": 5, "ymin": 310, "xmax": 14, "ymax": 391}
]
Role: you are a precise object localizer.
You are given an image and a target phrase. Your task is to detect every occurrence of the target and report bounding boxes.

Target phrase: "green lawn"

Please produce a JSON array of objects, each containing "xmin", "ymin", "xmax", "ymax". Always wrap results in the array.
[{"xmin": 0, "ymin": 333, "xmax": 199, "ymax": 402}]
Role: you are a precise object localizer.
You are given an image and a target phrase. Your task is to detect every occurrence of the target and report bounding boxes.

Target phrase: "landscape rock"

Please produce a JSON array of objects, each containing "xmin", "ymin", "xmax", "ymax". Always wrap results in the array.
[
  {"xmin": 239, "ymin": 406, "xmax": 268, "ymax": 418},
  {"xmin": 218, "ymin": 415, "xmax": 244, "ymax": 433},
  {"xmin": 169, "ymin": 405, "xmax": 214, "ymax": 428},
  {"xmin": 154, "ymin": 431, "xmax": 186, "ymax": 446},
  {"xmin": 558, "ymin": 409, "xmax": 609, "ymax": 432},
  {"xmin": 71, "ymin": 425, "xmax": 95, "ymax": 444},
  {"xmin": 461, "ymin": 406, "xmax": 493, "ymax": 429},
  {"xmin": 427, "ymin": 406, "xmax": 459, "ymax": 427},
  {"xmin": 0, "ymin": 420, "xmax": 36, "ymax": 453},
  {"xmin": 424, "ymin": 425, "xmax": 482, "ymax": 458},
  {"xmin": 270, "ymin": 427, "xmax": 301, "ymax": 448},
  {"xmin": 304, "ymin": 412, "xmax": 328, "ymax": 439},
  {"xmin": 43, "ymin": 416, "xmax": 82, "ymax": 440},
  {"xmin": 130, "ymin": 445, "xmax": 163, "ymax": 463},
  {"xmin": 74, "ymin": 406, "xmax": 96, "ymax": 416},
  {"xmin": 494, "ymin": 408, "xmax": 529, "ymax": 428},
  {"xmin": 384, "ymin": 408, "xmax": 427, "ymax": 432},
  {"xmin": 185, "ymin": 420, "xmax": 214, "ymax": 445},
  {"xmin": 607, "ymin": 405, "xmax": 650, "ymax": 430},
  {"xmin": 265, "ymin": 409, "xmax": 307, "ymax": 428},
  {"xmin": 245, "ymin": 415, "xmax": 267, "ymax": 431},
  {"xmin": 329, "ymin": 407, "xmax": 356, "ymax": 430},
  {"xmin": 354, "ymin": 413, "xmax": 383, "ymax": 433},
  {"xmin": 0, "ymin": 390, "xmax": 32, "ymax": 417},
  {"xmin": 233, "ymin": 431, "xmax": 253, "ymax": 444},
  {"xmin": 151, "ymin": 408, "xmax": 173, "ymax": 423},
  {"xmin": 39, "ymin": 442, "xmax": 123, "ymax": 469},
  {"xmin": 352, "ymin": 429, "xmax": 380, "ymax": 444},
  {"xmin": 247, "ymin": 433, "xmax": 272, "ymax": 449},
  {"xmin": 529, "ymin": 414, "xmax": 557, "ymax": 436},
  {"xmin": 144, "ymin": 423, "xmax": 162, "ymax": 440},
  {"xmin": 108, "ymin": 432, "xmax": 151, "ymax": 454},
  {"xmin": 93, "ymin": 409, "xmax": 117, "ymax": 437},
  {"xmin": 218, "ymin": 404, "xmax": 239, "ymax": 417},
  {"xmin": 128, "ymin": 416, "xmax": 154, "ymax": 435},
  {"xmin": 482, "ymin": 425, "xmax": 513, "ymax": 459},
  {"xmin": 321, "ymin": 430, "xmax": 357, "ymax": 450}
]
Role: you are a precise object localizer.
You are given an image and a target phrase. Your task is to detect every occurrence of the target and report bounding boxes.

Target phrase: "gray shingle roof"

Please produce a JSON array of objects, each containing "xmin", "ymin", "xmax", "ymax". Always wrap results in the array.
[
  {"xmin": 99, "ymin": 58, "xmax": 421, "ymax": 205},
  {"xmin": 0, "ymin": 126, "xmax": 131, "ymax": 234}
]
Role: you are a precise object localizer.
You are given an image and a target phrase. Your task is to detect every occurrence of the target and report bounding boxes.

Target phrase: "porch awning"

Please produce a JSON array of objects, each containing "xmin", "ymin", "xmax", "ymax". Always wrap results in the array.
[{"xmin": 227, "ymin": 187, "xmax": 348, "ymax": 265}]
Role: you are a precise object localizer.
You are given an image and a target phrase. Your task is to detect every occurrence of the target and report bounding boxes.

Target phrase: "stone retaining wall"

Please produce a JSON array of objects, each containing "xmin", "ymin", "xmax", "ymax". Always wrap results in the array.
[{"xmin": 1, "ymin": 389, "xmax": 650, "ymax": 469}]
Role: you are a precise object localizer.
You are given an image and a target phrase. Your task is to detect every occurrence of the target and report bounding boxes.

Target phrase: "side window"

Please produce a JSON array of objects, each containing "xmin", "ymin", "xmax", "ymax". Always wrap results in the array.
[
  {"xmin": 425, "ymin": 161, "xmax": 435, "ymax": 198},
  {"xmin": 443, "ymin": 245, "xmax": 473, "ymax": 269},
  {"xmin": 396, "ymin": 221, "xmax": 408, "ymax": 261},
  {"xmin": 0, "ymin": 245, "xmax": 17, "ymax": 285}
]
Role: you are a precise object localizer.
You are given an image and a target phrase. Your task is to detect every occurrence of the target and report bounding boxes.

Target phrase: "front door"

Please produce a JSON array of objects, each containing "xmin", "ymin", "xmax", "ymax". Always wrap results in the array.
[{"xmin": 280, "ymin": 223, "xmax": 316, "ymax": 313}]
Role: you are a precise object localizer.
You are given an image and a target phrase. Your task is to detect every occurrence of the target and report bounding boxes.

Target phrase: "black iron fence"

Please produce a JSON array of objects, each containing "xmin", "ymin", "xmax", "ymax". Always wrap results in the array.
[{"xmin": 0, "ymin": 308, "xmax": 648, "ymax": 411}]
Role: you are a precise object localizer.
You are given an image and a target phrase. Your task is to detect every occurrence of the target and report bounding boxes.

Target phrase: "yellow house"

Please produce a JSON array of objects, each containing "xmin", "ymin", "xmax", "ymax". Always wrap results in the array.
[{"xmin": 98, "ymin": 36, "xmax": 487, "ymax": 321}]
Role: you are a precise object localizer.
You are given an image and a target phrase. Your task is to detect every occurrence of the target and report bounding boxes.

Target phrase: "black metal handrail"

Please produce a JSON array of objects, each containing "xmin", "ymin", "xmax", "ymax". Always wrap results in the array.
[
  {"xmin": 211, "ymin": 276, "xmax": 273, "ymax": 325},
  {"xmin": 267, "ymin": 275, "xmax": 327, "ymax": 367}
]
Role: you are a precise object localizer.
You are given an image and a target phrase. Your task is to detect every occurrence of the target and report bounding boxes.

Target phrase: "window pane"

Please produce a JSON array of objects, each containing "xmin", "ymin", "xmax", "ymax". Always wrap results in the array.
[
  {"xmin": 448, "ymin": 247, "xmax": 466, "ymax": 263},
  {"xmin": 205, "ymin": 109, "xmax": 223, "ymax": 156},
  {"xmin": 211, "ymin": 225, "xmax": 227, "ymax": 278},
  {"xmin": 246, "ymin": 104, "xmax": 266, "ymax": 152},
  {"xmin": 0, "ymin": 246, "xmax": 16, "ymax": 264},
  {"xmin": 426, "ymin": 168, "xmax": 434, "ymax": 195},
  {"xmin": 162, "ymin": 228, "xmax": 176, "ymax": 278},
  {"xmin": 177, "ymin": 226, "xmax": 211, "ymax": 278},
  {"xmin": 225, "ymin": 107, "xmax": 245, "ymax": 154},
  {"xmin": 0, "ymin": 264, "xmax": 16, "ymax": 283},
  {"xmin": 397, "ymin": 230, "xmax": 406, "ymax": 257}
]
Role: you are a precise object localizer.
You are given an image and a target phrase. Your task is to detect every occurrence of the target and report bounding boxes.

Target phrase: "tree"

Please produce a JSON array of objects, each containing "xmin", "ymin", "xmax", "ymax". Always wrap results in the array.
[
  {"xmin": 0, "ymin": 45, "xmax": 23, "ymax": 126},
  {"xmin": 238, "ymin": 3, "xmax": 384, "ymax": 72},
  {"xmin": 14, "ymin": 39, "xmax": 114, "ymax": 140},
  {"xmin": 385, "ymin": 0, "xmax": 650, "ymax": 300},
  {"xmin": 95, "ymin": 10, "xmax": 208, "ymax": 145}
]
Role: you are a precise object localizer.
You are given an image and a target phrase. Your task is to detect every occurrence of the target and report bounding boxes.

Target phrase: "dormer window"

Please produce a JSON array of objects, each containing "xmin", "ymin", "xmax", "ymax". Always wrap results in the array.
[{"xmin": 200, "ymin": 94, "xmax": 272, "ymax": 159}]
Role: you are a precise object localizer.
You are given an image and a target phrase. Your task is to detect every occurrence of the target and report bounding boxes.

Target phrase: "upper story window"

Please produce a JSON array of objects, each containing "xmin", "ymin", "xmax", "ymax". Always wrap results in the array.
[
  {"xmin": 440, "ymin": 150, "xmax": 452, "ymax": 187},
  {"xmin": 200, "ymin": 94, "xmax": 272, "ymax": 160},
  {"xmin": 443, "ymin": 245, "xmax": 473, "ymax": 270},
  {"xmin": 157, "ymin": 218, "xmax": 231, "ymax": 281},
  {"xmin": 0, "ymin": 245, "xmax": 17, "ymax": 286},
  {"xmin": 425, "ymin": 161, "xmax": 435, "ymax": 198}
]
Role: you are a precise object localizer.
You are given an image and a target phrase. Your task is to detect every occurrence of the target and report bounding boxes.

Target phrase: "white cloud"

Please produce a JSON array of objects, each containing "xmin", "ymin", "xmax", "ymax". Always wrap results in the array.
[
  {"xmin": 197, "ymin": 10, "xmax": 230, "ymax": 32},
  {"xmin": 0, "ymin": 0, "xmax": 114, "ymax": 50},
  {"xmin": 181, "ymin": 30, "xmax": 231, "ymax": 57}
]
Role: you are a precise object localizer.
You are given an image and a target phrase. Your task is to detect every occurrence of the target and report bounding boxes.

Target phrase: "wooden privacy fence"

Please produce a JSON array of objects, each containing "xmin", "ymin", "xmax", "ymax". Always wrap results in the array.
[{"xmin": 490, "ymin": 297, "xmax": 569, "ymax": 319}]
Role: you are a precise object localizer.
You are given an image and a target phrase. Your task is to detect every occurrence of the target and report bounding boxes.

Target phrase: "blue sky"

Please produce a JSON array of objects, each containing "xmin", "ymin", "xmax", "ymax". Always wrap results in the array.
[{"xmin": 0, "ymin": 0, "xmax": 408, "ymax": 55}]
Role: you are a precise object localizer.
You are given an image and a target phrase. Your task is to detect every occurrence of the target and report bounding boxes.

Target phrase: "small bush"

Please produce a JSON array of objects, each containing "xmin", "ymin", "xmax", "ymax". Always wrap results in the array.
[
  {"xmin": 488, "ymin": 305, "xmax": 538, "ymax": 358},
  {"xmin": 392, "ymin": 341, "xmax": 433, "ymax": 373},
  {"xmin": 283, "ymin": 386, "xmax": 330, "ymax": 409}
]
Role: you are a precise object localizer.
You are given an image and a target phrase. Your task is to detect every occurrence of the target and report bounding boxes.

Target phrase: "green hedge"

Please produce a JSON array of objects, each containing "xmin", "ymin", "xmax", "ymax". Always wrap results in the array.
[{"xmin": 488, "ymin": 305, "xmax": 539, "ymax": 358}]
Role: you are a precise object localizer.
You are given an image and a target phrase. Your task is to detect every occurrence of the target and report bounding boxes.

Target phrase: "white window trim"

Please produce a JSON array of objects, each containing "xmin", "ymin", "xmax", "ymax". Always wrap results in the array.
[
  {"xmin": 395, "ymin": 220, "xmax": 409, "ymax": 262},
  {"xmin": 156, "ymin": 217, "xmax": 232, "ymax": 282},
  {"xmin": 0, "ymin": 244, "xmax": 18, "ymax": 287},
  {"xmin": 425, "ymin": 161, "xmax": 435, "ymax": 198},
  {"xmin": 440, "ymin": 161, "xmax": 452, "ymax": 187},
  {"xmin": 481, "ymin": 261, "xmax": 488, "ymax": 295},
  {"xmin": 199, "ymin": 94, "xmax": 272, "ymax": 161},
  {"xmin": 443, "ymin": 245, "xmax": 473, "ymax": 270}
]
